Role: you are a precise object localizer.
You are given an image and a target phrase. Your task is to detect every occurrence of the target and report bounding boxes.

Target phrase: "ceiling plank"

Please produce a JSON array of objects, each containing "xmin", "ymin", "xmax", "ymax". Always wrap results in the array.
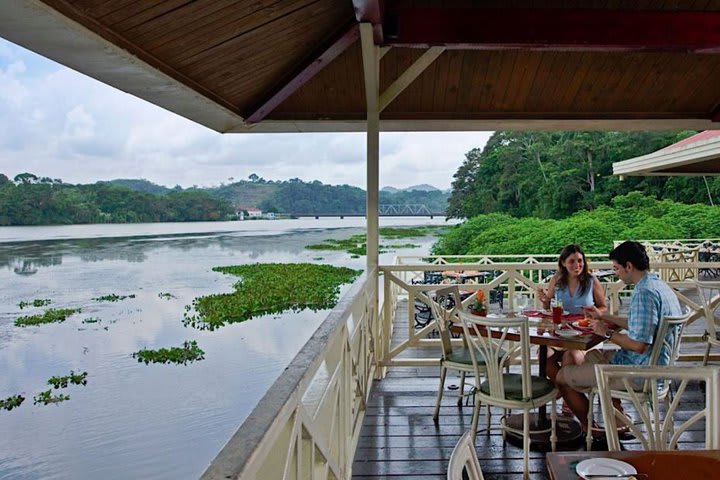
[
  {"xmin": 245, "ymin": 23, "xmax": 359, "ymax": 124},
  {"xmin": 383, "ymin": 8, "xmax": 720, "ymax": 52},
  {"xmin": 379, "ymin": 46, "xmax": 443, "ymax": 112}
]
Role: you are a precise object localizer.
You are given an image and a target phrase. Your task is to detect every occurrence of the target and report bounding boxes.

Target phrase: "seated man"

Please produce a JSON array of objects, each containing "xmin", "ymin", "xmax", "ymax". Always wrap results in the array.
[{"xmin": 555, "ymin": 240, "xmax": 682, "ymax": 438}]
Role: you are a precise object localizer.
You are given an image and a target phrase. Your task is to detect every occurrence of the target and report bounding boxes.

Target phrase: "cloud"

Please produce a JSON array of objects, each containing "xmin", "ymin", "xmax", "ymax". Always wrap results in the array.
[{"xmin": 0, "ymin": 39, "xmax": 491, "ymax": 190}]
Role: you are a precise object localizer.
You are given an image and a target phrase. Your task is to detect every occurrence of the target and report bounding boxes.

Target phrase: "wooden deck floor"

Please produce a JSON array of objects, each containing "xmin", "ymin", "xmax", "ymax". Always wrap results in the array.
[{"xmin": 352, "ymin": 293, "xmax": 713, "ymax": 479}]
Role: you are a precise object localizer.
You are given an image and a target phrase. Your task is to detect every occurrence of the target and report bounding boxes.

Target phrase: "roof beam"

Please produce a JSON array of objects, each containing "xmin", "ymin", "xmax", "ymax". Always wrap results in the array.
[
  {"xmin": 379, "ymin": 47, "xmax": 444, "ymax": 112},
  {"xmin": 245, "ymin": 24, "xmax": 359, "ymax": 124},
  {"xmin": 383, "ymin": 8, "xmax": 720, "ymax": 52},
  {"xmin": 353, "ymin": 0, "xmax": 384, "ymax": 44}
]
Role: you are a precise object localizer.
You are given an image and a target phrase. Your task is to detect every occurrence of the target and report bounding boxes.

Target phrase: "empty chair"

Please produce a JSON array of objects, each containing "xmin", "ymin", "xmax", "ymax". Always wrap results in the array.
[
  {"xmin": 694, "ymin": 280, "xmax": 720, "ymax": 365},
  {"xmin": 460, "ymin": 312, "xmax": 557, "ymax": 480},
  {"xmin": 584, "ymin": 311, "xmax": 691, "ymax": 450},
  {"xmin": 428, "ymin": 286, "xmax": 477, "ymax": 422},
  {"xmin": 447, "ymin": 430, "xmax": 484, "ymax": 480},
  {"xmin": 595, "ymin": 364, "xmax": 720, "ymax": 451}
]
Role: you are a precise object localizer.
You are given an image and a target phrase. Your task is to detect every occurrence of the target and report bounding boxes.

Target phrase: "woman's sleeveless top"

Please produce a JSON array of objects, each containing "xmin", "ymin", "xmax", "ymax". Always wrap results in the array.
[{"xmin": 556, "ymin": 275, "xmax": 595, "ymax": 314}]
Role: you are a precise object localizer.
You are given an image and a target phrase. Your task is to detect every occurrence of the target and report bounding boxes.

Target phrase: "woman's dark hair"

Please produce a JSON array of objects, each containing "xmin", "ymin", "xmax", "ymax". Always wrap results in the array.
[
  {"xmin": 556, "ymin": 244, "xmax": 591, "ymax": 294},
  {"xmin": 609, "ymin": 241, "xmax": 650, "ymax": 271}
]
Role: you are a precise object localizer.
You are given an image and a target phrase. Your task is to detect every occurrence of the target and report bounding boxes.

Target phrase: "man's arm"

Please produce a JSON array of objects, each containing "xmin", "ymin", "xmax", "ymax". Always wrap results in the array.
[
  {"xmin": 582, "ymin": 304, "xmax": 628, "ymax": 329},
  {"xmin": 590, "ymin": 319, "xmax": 649, "ymax": 354}
]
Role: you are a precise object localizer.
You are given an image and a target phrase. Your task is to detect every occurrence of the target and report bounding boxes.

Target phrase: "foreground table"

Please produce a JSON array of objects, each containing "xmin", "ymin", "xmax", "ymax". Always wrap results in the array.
[{"xmin": 547, "ymin": 450, "xmax": 720, "ymax": 480}]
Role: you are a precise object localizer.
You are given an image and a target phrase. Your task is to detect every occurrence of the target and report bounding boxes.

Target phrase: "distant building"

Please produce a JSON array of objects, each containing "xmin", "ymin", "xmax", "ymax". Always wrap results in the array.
[{"xmin": 246, "ymin": 208, "xmax": 263, "ymax": 219}]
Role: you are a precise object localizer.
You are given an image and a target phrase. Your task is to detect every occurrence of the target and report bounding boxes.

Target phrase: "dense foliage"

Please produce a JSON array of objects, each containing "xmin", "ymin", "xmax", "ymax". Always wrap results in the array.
[
  {"xmin": 446, "ymin": 131, "xmax": 720, "ymax": 219},
  {"xmin": 0, "ymin": 174, "xmax": 233, "ymax": 225},
  {"xmin": 184, "ymin": 263, "xmax": 361, "ymax": 330},
  {"xmin": 433, "ymin": 193, "xmax": 720, "ymax": 255}
]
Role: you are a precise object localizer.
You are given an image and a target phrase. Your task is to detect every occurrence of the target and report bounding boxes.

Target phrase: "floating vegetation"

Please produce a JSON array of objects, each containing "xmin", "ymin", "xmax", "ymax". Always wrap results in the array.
[
  {"xmin": 0, "ymin": 395, "xmax": 25, "ymax": 411},
  {"xmin": 33, "ymin": 390, "xmax": 70, "ymax": 406},
  {"xmin": 385, "ymin": 243, "xmax": 421, "ymax": 249},
  {"xmin": 350, "ymin": 254, "xmax": 360, "ymax": 258},
  {"xmin": 157, "ymin": 292, "xmax": 176, "ymax": 300},
  {"xmin": 82, "ymin": 317, "xmax": 101, "ymax": 324},
  {"xmin": 312, "ymin": 257, "xmax": 324, "ymax": 261},
  {"xmin": 183, "ymin": 263, "xmax": 361, "ymax": 330},
  {"xmin": 18, "ymin": 298, "xmax": 52, "ymax": 309},
  {"xmin": 377, "ymin": 226, "xmax": 446, "ymax": 238},
  {"xmin": 47, "ymin": 371, "xmax": 88, "ymax": 389},
  {"xmin": 305, "ymin": 226, "xmax": 444, "ymax": 256},
  {"xmin": 15, "ymin": 308, "xmax": 82, "ymax": 327},
  {"xmin": 93, "ymin": 293, "xmax": 136, "ymax": 302},
  {"xmin": 132, "ymin": 341, "xmax": 205, "ymax": 365}
]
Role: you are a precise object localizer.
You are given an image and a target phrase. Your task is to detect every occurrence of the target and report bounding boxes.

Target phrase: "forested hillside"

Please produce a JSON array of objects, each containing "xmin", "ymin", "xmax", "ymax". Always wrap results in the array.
[
  {"xmin": 0, "ymin": 173, "xmax": 450, "ymax": 225},
  {"xmin": 0, "ymin": 174, "xmax": 232, "ymax": 225},
  {"xmin": 447, "ymin": 131, "xmax": 720, "ymax": 219}
]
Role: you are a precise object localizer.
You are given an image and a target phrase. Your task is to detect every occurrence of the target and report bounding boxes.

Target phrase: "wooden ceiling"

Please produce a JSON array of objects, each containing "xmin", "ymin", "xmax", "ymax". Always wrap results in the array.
[{"xmin": 3, "ymin": 0, "xmax": 720, "ymax": 132}]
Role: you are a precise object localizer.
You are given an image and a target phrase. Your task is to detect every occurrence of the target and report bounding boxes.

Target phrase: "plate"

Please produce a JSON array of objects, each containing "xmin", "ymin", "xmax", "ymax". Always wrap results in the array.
[
  {"xmin": 572, "ymin": 320, "xmax": 593, "ymax": 330},
  {"xmin": 576, "ymin": 458, "xmax": 637, "ymax": 479},
  {"xmin": 555, "ymin": 328, "xmax": 582, "ymax": 338}
]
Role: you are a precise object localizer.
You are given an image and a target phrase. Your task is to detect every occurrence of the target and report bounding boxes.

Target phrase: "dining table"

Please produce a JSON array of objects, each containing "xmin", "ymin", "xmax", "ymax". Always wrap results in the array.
[
  {"xmin": 452, "ymin": 311, "xmax": 605, "ymax": 448},
  {"xmin": 546, "ymin": 449, "xmax": 720, "ymax": 479},
  {"xmin": 441, "ymin": 270, "xmax": 491, "ymax": 284}
]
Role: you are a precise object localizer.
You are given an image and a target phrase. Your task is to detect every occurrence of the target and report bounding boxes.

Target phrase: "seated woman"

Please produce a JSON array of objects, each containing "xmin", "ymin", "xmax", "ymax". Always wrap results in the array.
[{"xmin": 537, "ymin": 244, "xmax": 608, "ymax": 390}]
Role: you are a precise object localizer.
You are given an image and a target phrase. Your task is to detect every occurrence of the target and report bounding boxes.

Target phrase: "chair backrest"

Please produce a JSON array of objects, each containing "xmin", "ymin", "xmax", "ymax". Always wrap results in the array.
[
  {"xmin": 694, "ymin": 280, "xmax": 720, "ymax": 338},
  {"xmin": 459, "ymin": 312, "xmax": 528, "ymax": 401},
  {"xmin": 595, "ymin": 364, "xmax": 720, "ymax": 451},
  {"xmin": 647, "ymin": 311, "xmax": 692, "ymax": 369},
  {"xmin": 447, "ymin": 430, "xmax": 484, "ymax": 480},
  {"xmin": 427, "ymin": 285, "xmax": 462, "ymax": 356}
]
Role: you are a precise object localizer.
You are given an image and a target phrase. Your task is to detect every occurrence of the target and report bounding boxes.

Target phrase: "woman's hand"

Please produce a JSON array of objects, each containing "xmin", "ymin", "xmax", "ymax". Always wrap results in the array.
[
  {"xmin": 536, "ymin": 287, "xmax": 549, "ymax": 305},
  {"xmin": 582, "ymin": 305, "xmax": 601, "ymax": 320}
]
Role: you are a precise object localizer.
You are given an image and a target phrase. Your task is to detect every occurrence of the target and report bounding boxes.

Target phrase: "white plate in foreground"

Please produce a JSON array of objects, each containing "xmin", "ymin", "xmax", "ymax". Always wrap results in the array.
[{"xmin": 576, "ymin": 458, "xmax": 637, "ymax": 479}]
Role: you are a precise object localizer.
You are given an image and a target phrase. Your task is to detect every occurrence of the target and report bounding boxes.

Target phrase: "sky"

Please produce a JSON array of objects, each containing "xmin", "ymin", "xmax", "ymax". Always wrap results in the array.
[{"xmin": 0, "ymin": 38, "xmax": 492, "ymax": 191}]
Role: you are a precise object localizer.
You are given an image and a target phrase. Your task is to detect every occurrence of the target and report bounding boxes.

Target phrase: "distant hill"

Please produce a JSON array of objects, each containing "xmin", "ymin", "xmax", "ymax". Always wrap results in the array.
[
  {"xmin": 93, "ymin": 178, "xmax": 449, "ymax": 214},
  {"xmin": 405, "ymin": 184, "xmax": 440, "ymax": 192},
  {"xmin": 382, "ymin": 184, "xmax": 440, "ymax": 193},
  {"xmin": 102, "ymin": 179, "xmax": 171, "ymax": 195}
]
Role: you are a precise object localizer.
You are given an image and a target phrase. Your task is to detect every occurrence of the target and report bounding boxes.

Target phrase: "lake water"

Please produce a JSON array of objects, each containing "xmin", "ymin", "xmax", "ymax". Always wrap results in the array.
[{"xmin": 0, "ymin": 218, "xmax": 448, "ymax": 480}]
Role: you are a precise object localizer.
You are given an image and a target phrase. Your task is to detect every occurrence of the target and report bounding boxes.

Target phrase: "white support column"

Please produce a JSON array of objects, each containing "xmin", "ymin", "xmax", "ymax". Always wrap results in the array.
[{"xmin": 360, "ymin": 22, "xmax": 380, "ymax": 355}]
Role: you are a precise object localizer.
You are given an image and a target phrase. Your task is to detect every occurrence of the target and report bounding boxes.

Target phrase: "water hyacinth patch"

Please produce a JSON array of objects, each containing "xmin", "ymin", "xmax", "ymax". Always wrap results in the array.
[
  {"xmin": 0, "ymin": 395, "xmax": 25, "ymax": 411},
  {"xmin": 18, "ymin": 298, "xmax": 52, "ymax": 309},
  {"xmin": 132, "ymin": 341, "xmax": 205, "ymax": 365},
  {"xmin": 93, "ymin": 293, "xmax": 136, "ymax": 302},
  {"xmin": 183, "ymin": 263, "xmax": 361, "ymax": 330},
  {"xmin": 33, "ymin": 390, "xmax": 70, "ymax": 406},
  {"xmin": 157, "ymin": 292, "xmax": 176, "ymax": 300},
  {"xmin": 15, "ymin": 308, "xmax": 82, "ymax": 327},
  {"xmin": 48, "ymin": 371, "xmax": 88, "ymax": 389}
]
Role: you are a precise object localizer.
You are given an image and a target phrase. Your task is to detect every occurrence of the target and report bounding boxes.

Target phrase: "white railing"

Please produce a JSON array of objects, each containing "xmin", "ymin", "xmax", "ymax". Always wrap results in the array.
[
  {"xmin": 202, "ymin": 273, "xmax": 376, "ymax": 480},
  {"xmin": 379, "ymin": 256, "xmax": 720, "ymax": 368}
]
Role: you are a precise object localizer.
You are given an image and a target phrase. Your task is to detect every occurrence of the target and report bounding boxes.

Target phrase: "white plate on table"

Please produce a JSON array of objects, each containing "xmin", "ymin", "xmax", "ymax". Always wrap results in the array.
[
  {"xmin": 576, "ymin": 458, "xmax": 637, "ymax": 479},
  {"xmin": 555, "ymin": 328, "xmax": 582, "ymax": 338}
]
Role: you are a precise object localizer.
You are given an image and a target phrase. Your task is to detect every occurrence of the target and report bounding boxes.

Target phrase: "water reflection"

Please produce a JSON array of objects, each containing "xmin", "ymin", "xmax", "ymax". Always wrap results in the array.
[{"xmin": 0, "ymin": 221, "xmax": 440, "ymax": 480}]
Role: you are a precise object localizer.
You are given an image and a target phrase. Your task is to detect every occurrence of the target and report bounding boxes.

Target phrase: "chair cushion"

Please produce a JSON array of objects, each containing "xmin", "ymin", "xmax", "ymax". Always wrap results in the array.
[
  {"xmin": 479, "ymin": 374, "xmax": 555, "ymax": 401},
  {"xmin": 445, "ymin": 347, "xmax": 504, "ymax": 366}
]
